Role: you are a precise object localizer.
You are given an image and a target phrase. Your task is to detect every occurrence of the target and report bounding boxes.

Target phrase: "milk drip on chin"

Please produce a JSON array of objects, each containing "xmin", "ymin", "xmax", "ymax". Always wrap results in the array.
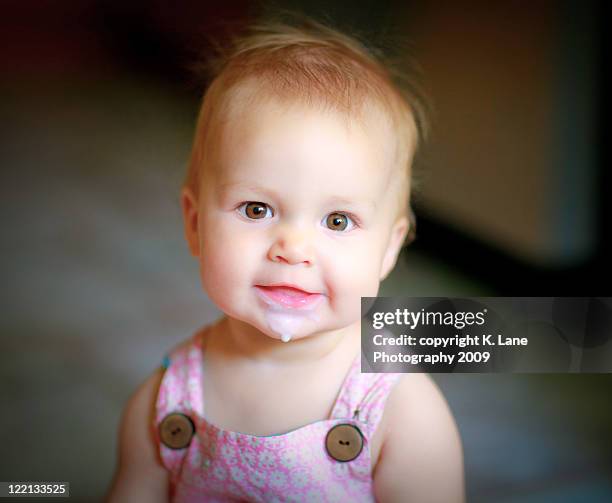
[{"xmin": 264, "ymin": 308, "xmax": 319, "ymax": 343}]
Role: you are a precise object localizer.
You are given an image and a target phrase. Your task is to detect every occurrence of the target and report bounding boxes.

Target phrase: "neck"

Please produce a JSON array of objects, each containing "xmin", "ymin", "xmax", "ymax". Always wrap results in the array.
[{"xmin": 217, "ymin": 316, "xmax": 361, "ymax": 368}]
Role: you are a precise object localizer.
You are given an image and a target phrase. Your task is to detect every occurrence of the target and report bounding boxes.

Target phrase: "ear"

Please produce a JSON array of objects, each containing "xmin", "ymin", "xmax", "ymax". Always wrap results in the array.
[
  {"xmin": 180, "ymin": 186, "xmax": 200, "ymax": 257},
  {"xmin": 379, "ymin": 215, "xmax": 410, "ymax": 281}
]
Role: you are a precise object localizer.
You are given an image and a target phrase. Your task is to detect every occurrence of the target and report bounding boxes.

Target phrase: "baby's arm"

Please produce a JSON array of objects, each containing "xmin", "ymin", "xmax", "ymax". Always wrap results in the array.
[
  {"xmin": 373, "ymin": 374, "xmax": 465, "ymax": 503},
  {"xmin": 105, "ymin": 368, "xmax": 169, "ymax": 503}
]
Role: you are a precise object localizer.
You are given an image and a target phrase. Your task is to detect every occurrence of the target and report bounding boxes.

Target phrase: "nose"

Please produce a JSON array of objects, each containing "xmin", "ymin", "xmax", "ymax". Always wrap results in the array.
[{"xmin": 268, "ymin": 225, "xmax": 315, "ymax": 266}]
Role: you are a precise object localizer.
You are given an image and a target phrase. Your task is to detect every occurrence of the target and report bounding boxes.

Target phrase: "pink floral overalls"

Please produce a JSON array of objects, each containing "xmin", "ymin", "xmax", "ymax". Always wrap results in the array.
[{"xmin": 154, "ymin": 329, "xmax": 404, "ymax": 502}]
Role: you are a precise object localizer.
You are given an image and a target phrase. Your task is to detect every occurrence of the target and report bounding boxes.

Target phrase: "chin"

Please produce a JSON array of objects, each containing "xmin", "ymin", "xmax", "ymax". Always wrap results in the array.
[{"xmin": 261, "ymin": 311, "xmax": 325, "ymax": 342}]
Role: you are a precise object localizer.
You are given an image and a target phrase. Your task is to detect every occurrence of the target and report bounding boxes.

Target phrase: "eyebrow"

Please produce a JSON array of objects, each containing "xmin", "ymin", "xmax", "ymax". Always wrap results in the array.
[
  {"xmin": 218, "ymin": 182, "xmax": 279, "ymax": 201},
  {"xmin": 325, "ymin": 197, "xmax": 377, "ymax": 212},
  {"xmin": 219, "ymin": 182, "xmax": 377, "ymax": 212}
]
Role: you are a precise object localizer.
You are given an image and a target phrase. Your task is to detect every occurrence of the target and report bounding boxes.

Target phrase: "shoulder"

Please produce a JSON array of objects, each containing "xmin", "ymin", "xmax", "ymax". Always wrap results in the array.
[
  {"xmin": 166, "ymin": 330, "xmax": 204, "ymax": 361},
  {"xmin": 384, "ymin": 374, "xmax": 458, "ymax": 431},
  {"xmin": 372, "ymin": 374, "xmax": 465, "ymax": 503},
  {"xmin": 105, "ymin": 368, "xmax": 169, "ymax": 502},
  {"xmin": 121, "ymin": 368, "xmax": 166, "ymax": 452}
]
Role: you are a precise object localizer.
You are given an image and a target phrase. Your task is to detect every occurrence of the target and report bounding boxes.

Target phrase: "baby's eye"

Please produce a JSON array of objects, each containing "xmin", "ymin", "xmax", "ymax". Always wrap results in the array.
[
  {"xmin": 324, "ymin": 212, "xmax": 355, "ymax": 232},
  {"xmin": 238, "ymin": 202, "xmax": 274, "ymax": 220}
]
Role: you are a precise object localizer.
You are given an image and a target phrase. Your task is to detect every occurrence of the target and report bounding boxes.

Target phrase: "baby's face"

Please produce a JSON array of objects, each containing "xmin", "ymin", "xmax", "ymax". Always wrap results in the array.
[{"xmin": 182, "ymin": 98, "xmax": 410, "ymax": 342}]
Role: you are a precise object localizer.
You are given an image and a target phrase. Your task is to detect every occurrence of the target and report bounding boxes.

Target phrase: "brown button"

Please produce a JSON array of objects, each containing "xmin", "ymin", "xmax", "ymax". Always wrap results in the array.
[
  {"xmin": 159, "ymin": 413, "xmax": 195, "ymax": 449},
  {"xmin": 325, "ymin": 423, "xmax": 364, "ymax": 462}
]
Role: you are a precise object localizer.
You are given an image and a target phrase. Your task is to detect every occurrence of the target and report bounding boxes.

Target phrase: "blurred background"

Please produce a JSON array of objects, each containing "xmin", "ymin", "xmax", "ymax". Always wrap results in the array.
[{"xmin": 1, "ymin": 0, "xmax": 610, "ymax": 501}]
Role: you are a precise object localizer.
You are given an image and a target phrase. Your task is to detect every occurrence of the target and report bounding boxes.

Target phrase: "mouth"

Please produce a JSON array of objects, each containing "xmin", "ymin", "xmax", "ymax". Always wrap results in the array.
[{"xmin": 254, "ymin": 284, "xmax": 324, "ymax": 309}]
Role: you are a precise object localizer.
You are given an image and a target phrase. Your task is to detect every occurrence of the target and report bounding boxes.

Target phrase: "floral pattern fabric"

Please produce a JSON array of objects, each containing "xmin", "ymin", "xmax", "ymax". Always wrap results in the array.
[{"xmin": 154, "ymin": 329, "xmax": 404, "ymax": 502}]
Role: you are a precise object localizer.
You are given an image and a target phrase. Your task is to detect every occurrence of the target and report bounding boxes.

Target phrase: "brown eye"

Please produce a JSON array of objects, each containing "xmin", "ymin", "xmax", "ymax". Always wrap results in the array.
[
  {"xmin": 325, "ymin": 212, "xmax": 351, "ymax": 231},
  {"xmin": 241, "ymin": 202, "xmax": 272, "ymax": 220}
]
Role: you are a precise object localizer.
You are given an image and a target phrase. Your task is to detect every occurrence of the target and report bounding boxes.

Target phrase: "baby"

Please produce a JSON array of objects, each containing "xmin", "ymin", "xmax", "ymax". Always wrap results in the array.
[{"xmin": 107, "ymin": 16, "xmax": 464, "ymax": 503}]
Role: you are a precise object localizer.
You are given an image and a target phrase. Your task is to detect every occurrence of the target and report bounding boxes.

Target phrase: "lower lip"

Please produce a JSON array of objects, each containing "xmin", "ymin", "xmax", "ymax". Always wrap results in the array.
[{"xmin": 254, "ymin": 286, "xmax": 324, "ymax": 309}]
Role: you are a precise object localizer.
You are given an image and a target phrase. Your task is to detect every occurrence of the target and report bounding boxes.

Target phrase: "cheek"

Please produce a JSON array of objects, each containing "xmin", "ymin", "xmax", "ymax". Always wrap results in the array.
[
  {"xmin": 196, "ymin": 216, "xmax": 261, "ymax": 309},
  {"xmin": 321, "ymin": 238, "xmax": 383, "ymax": 310}
]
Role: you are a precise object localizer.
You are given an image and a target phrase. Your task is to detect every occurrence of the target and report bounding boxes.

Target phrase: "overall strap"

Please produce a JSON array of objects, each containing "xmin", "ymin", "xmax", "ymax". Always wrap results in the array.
[
  {"xmin": 155, "ymin": 332, "xmax": 204, "ymax": 428},
  {"xmin": 153, "ymin": 332, "xmax": 205, "ymax": 484},
  {"xmin": 352, "ymin": 372, "xmax": 404, "ymax": 428},
  {"xmin": 331, "ymin": 353, "xmax": 404, "ymax": 433}
]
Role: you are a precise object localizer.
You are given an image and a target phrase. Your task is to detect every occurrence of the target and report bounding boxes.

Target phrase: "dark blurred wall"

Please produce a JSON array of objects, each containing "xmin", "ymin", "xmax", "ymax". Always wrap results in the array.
[{"xmin": 405, "ymin": 1, "xmax": 599, "ymax": 267}]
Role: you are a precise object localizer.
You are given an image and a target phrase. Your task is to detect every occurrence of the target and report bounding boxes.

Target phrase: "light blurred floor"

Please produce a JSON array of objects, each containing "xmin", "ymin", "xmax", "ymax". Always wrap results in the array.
[{"xmin": 1, "ymin": 78, "xmax": 610, "ymax": 502}]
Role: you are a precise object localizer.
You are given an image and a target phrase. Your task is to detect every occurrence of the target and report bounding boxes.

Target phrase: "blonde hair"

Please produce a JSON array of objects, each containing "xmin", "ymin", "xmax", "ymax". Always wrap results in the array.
[{"xmin": 184, "ymin": 14, "xmax": 429, "ymax": 224}]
